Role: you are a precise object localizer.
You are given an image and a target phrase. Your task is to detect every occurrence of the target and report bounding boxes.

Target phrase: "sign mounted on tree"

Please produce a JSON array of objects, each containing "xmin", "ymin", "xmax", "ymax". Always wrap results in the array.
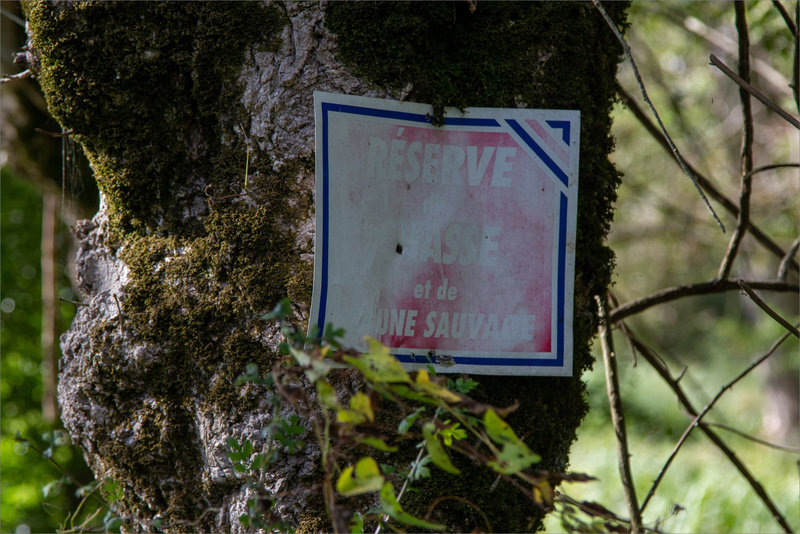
[{"xmin": 311, "ymin": 92, "xmax": 580, "ymax": 376}]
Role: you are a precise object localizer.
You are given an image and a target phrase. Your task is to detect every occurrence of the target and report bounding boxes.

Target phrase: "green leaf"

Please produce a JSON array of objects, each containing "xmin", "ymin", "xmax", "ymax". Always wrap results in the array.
[
  {"xmin": 344, "ymin": 338, "xmax": 411, "ymax": 384},
  {"xmin": 407, "ymin": 455, "xmax": 431, "ymax": 481},
  {"xmin": 398, "ymin": 407, "xmax": 425, "ymax": 435},
  {"xmin": 483, "ymin": 409, "xmax": 541, "ymax": 474},
  {"xmin": 422, "ymin": 423, "xmax": 460, "ymax": 474},
  {"xmin": 263, "ymin": 298, "xmax": 292, "ymax": 321},
  {"xmin": 316, "ymin": 380, "xmax": 340, "ymax": 409},
  {"xmin": 336, "ymin": 457, "xmax": 385, "ymax": 497},
  {"xmin": 379, "ymin": 482, "xmax": 445, "ymax": 531},
  {"xmin": 42, "ymin": 479, "xmax": 62, "ymax": 498},
  {"xmin": 414, "ymin": 369, "xmax": 461, "ymax": 403},
  {"xmin": 337, "ymin": 392, "xmax": 374, "ymax": 425},
  {"xmin": 306, "ymin": 358, "xmax": 333, "ymax": 383},
  {"xmin": 357, "ymin": 436, "xmax": 398, "ymax": 452},
  {"xmin": 349, "ymin": 511, "xmax": 365, "ymax": 534},
  {"xmin": 289, "ymin": 346, "xmax": 311, "ymax": 367},
  {"xmin": 449, "ymin": 376, "xmax": 479, "ymax": 394},
  {"xmin": 388, "ymin": 384, "xmax": 439, "ymax": 405},
  {"xmin": 232, "ymin": 462, "xmax": 248, "ymax": 473},
  {"xmin": 439, "ymin": 420, "xmax": 466, "ymax": 446}
]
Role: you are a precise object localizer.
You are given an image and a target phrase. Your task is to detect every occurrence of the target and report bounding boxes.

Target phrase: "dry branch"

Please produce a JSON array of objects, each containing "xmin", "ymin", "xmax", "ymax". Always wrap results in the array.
[
  {"xmin": 593, "ymin": 0, "xmax": 725, "ymax": 231},
  {"xmin": 621, "ymin": 328, "xmax": 794, "ymax": 533},
  {"xmin": 608, "ymin": 279, "xmax": 798, "ymax": 323},
  {"xmin": 710, "ymin": 54, "xmax": 800, "ymax": 129},
  {"xmin": 737, "ymin": 280, "xmax": 800, "ymax": 338},
  {"xmin": 596, "ymin": 296, "xmax": 642, "ymax": 533},
  {"xmin": 717, "ymin": 3, "xmax": 755, "ymax": 281},
  {"xmin": 615, "ymin": 86, "xmax": 799, "ymax": 274}
]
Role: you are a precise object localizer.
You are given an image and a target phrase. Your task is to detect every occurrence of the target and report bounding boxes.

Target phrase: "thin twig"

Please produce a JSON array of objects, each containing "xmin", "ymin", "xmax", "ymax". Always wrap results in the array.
[
  {"xmin": 738, "ymin": 280, "xmax": 800, "ymax": 338},
  {"xmin": 555, "ymin": 492, "xmax": 634, "ymax": 531},
  {"xmin": 642, "ymin": 325, "xmax": 796, "ymax": 517},
  {"xmin": 793, "ymin": 2, "xmax": 799, "ymax": 111},
  {"xmin": 593, "ymin": 0, "xmax": 725, "ymax": 232},
  {"xmin": 623, "ymin": 329, "xmax": 794, "ymax": 532},
  {"xmin": 717, "ymin": 3, "xmax": 755, "ymax": 281},
  {"xmin": 771, "ymin": 0, "xmax": 797, "ymax": 36},
  {"xmin": 0, "ymin": 69, "xmax": 31, "ymax": 83},
  {"xmin": 745, "ymin": 163, "xmax": 800, "ymax": 179},
  {"xmin": 0, "ymin": 6, "xmax": 26, "ymax": 27},
  {"xmin": 703, "ymin": 421, "xmax": 800, "ymax": 453},
  {"xmin": 35, "ymin": 127, "xmax": 74, "ymax": 138},
  {"xmin": 374, "ymin": 413, "xmax": 438, "ymax": 534},
  {"xmin": 113, "ymin": 294, "xmax": 123, "ymax": 335},
  {"xmin": 616, "ymin": 86, "xmax": 798, "ymax": 273},
  {"xmin": 58, "ymin": 296, "xmax": 86, "ymax": 306},
  {"xmin": 608, "ymin": 279, "xmax": 799, "ymax": 323},
  {"xmin": 424, "ymin": 496, "xmax": 491, "ymax": 533},
  {"xmin": 778, "ymin": 237, "xmax": 800, "ymax": 280},
  {"xmin": 595, "ymin": 295, "xmax": 642, "ymax": 533},
  {"xmin": 710, "ymin": 54, "xmax": 800, "ymax": 129}
]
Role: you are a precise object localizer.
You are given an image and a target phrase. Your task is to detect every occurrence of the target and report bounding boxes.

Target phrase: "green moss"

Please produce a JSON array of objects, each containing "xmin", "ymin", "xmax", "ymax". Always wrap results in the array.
[
  {"xmin": 326, "ymin": 2, "xmax": 628, "ymax": 531},
  {"xmin": 28, "ymin": 1, "xmax": 286, "ymax": 237}
]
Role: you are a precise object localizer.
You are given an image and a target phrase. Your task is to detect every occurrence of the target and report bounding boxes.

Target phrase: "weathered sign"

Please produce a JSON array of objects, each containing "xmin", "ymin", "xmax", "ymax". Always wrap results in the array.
[{"xmin": 311, "ymin": 92, "xmax": 579, "ymax": 376}]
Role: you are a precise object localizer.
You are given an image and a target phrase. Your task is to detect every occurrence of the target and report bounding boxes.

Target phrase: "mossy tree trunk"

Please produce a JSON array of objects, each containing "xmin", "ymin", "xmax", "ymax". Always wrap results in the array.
[{"xmin": 27, "ymin": 2, "xmax": 627, "ymax": 531}]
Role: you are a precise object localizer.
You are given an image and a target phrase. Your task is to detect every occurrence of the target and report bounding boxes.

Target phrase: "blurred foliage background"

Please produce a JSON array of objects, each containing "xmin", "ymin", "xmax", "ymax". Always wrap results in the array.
[
  {"xmin": 547, "ymin": 1, "xmax": 799, "ymax": 532},
  {"xmin": 1, "ymin": 1, "xmax": 798, "ymax": 532}
]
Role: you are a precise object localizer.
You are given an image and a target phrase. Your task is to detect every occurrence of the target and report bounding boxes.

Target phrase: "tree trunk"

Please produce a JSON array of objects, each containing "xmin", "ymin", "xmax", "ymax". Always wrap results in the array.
[{"xmin": 27, "ymin": 2, "xmax": 627, "ymax": 531}]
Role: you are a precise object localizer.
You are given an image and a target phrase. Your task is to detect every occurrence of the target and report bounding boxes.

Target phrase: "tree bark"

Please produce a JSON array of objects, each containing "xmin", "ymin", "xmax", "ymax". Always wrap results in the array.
[{"xmin": 26, "ymin": 1, "xmax": 628, "ymax": 531}]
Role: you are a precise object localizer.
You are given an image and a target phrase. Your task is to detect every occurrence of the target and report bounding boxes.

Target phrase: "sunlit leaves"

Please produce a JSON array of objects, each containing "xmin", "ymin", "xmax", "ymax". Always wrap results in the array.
[
  {"xmin": 484, "ymin": 409, "xmax": 541, "ymax": 475},
  {"xmin": 422, "ymin": 422, "xmax": 460, "ymax": 475},
  {"xmin": 344, "ymin": 338, "xmax": 411, "ymax": 384},
  {"xmin": 337, "ymin": 457, "xmax": 385, "ymax": 496},
  {"xmin": 379, "ymin": 481, "xmax": 445, "ymax": 531}
]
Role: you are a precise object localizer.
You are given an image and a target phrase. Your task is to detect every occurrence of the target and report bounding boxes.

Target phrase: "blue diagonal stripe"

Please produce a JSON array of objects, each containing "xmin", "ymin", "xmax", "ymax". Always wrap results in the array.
[{"xmin": 506, "ymin": 119, "xmax": 569, "ymax": 187}]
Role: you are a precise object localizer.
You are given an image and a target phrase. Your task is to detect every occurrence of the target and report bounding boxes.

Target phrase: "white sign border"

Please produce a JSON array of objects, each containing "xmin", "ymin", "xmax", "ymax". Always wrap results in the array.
[{"xmin": 312, "ymin": 91, "xmax": 579, "ymax": 376}]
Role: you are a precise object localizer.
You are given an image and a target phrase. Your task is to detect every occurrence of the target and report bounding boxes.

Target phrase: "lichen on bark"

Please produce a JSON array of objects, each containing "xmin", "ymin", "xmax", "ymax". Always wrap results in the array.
[{"xmin": 26, "ymin": 0, "xmax": 628, "ymax": 531}]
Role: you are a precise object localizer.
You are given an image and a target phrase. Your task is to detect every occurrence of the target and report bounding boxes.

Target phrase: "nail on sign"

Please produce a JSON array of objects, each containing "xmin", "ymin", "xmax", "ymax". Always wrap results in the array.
[{"xmin": 311, "ymin": 92, "xmax": 580, "ymax": 376}]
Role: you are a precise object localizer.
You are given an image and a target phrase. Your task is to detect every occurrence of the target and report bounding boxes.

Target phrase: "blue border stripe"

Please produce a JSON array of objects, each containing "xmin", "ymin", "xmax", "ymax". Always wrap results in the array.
[
  {"xmin": 317, "ymin": 104, "xmax": 333, "ymax": 335},
  {"xmin": 557, "ymin": 192, "xmax": 568, "ymax": 365},
  {"xmin": 324, "ymin": 102, "xmax": 500, "ymax": 127},
  {"xmin": 545, "ymin": 120, "xmax": 571, "ymax": 144},
  {"xmin": 505, "ymin": 119, "xmax": 569, "ymax": 187},
  {"xmin": 393, "ymin": 353, "xmax": 563, "ymax": 366}
]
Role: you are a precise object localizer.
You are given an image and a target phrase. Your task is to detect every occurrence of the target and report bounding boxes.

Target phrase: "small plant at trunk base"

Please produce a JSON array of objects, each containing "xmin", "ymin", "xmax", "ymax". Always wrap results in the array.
[{"xmin": 229, "ymin": 298, "xmax": 616, "ymax": 533}]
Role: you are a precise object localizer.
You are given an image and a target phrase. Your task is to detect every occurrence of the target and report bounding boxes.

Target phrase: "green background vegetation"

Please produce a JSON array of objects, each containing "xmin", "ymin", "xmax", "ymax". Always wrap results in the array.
[{"xmin": 1, "ymin": 167, "xmax": 100, "ymax": 532}]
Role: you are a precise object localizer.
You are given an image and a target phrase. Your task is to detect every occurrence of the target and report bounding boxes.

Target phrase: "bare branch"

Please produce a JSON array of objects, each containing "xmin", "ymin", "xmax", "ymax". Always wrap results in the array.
[
  {"xmin": 704, "ymin": 421, "xmax": 800, "ymax": 453},
  {"xmin": 717, "ymin": 3, "xmax": 755, "ymax": 281},
  {"xmin": 593, "ymin": 0, "xmax": 726, "ymax": 232},
  {"xmin": 0, "ymin": 7, "xmax": 26, "ymax": 28},
  {"xmin": 596, "ymin": 295, "xmax": 642, "ymax": 533},
  {"xmin": 771, "ymin": 1, "xmax": 797, "ymax": 39},
  {"xmin": 624, "ymin": 329, "xmax": 794, "ymax": 533},
  {"xmin": 744, "ymin": 163, "xmax": 800, "ymax": 179},
  {"xmin": 710, "ymin": 54, "xmax": 800, "ymax": 129},
  {"xmin": 0, "ymin": 69, "xmax": 31, "ymax": 83},
  {"xmin": 778, "ymin": 237, "xmax": 800, "ymax": 280},
  {"xmin": 34, "ymin": 128, "xmax": 74, "ymax": 138},
  {"xmin": 738, "ymin": 280, "xmax": 800, "ymax": 338},
  {"xmin": 616, "ymin": 86, "xmax": 798, "ymax": 273},
  {"xmin": 608, "ymin": 279, "xmax": 799, "ymax": 323}
]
